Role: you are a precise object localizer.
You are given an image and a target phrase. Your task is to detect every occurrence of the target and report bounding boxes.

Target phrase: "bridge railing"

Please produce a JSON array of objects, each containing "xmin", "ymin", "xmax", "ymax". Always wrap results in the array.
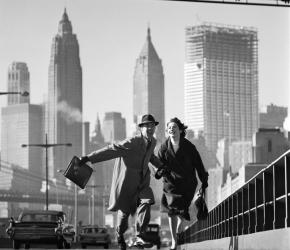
[{"xmin": 182, "ymin": 149, "xmax": 290, "ymax": 243}]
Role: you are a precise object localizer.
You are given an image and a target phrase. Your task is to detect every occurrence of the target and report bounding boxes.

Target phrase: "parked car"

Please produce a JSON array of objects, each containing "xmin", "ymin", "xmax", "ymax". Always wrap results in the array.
[
  {"xmin": 0, "ymin": 218, "xmax": 9, "ymax": 239},
  {"xmin": 6, "ymin": 210, "xmax": 75, "ymax": 249},
  {"xmin": 79, "ymin": 225, "xmax": 111, "ymax": 249},
  {"xmin": 143, "ymin": 223, "xmax": 161, "ymax": 249},
  {"xmin": 127, "ymin": 223, "xmax": 161, "ymax": 249},
  {"xmin": 160, "ymin": 228, "xmax": 171, "ymax": 247}
]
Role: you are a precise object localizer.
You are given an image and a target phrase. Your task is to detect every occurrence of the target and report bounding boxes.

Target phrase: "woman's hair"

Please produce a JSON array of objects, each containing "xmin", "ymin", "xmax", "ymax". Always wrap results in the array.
[{"xmin": 167, "ymin": 117, "xmax": 188, "ymax": 138}]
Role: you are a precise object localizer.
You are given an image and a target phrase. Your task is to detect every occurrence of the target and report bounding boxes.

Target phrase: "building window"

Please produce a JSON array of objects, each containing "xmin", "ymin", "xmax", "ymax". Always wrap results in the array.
[{"xmin": 267, "ymin": 139, "xmax": 272, "ymax": 153}]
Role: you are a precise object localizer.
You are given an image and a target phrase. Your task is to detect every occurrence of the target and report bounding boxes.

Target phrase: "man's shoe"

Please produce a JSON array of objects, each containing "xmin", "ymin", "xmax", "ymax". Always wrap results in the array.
[
  {"xmin": 134, "ymin": 236, "xmax": 153, "ymax": 248},
  {"xmin": 133, "ymin": 236, "xmax": 145, "ymax": 249},
  {"xmin": 117, "ymin": 234, "xmax": 126, "ymax": 250}
]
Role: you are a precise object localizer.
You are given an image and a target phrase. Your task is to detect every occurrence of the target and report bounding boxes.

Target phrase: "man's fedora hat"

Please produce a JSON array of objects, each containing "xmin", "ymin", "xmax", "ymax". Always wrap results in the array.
[{"xmin": 138, "ymin": 114, "xmax": 159, "ymax": 127}]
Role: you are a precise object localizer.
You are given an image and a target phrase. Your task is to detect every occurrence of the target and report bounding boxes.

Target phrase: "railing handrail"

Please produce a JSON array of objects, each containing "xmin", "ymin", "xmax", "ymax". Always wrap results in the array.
[{"xmin": 182, "ymin": 149, "xmax": 290, "ymax": 244}]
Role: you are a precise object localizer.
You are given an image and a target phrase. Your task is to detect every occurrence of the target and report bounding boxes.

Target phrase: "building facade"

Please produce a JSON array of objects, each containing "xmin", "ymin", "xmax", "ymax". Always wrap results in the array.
[
  {"xmin": 102, "ymin": 112, "xmax": 126, "ymax": 143},
  {"xmin": 133, "ymin": 27, "xmax": 165, "ymax": 141},
  {"xmin": 1, "ymin": 104, "xmax": 43, "ymax": 191},
  {"xmin": 219, "ymin": 163, "xmax": 267, "ymax": 203},
  {"xmin": 184, "ymin": 23, "xmax": 259, "ymax": 154},
  {"xmin": 207, "ymin": 166, "xmax": 224, "ymax": 210},
  {"xmin": 229, "ymin": 140, "xmax": 253, "ymax": 174},
  {"xmin": 1, "ymin": 61, "xmax": 43, "ymax": 194},
  {"xmin": 7, "ymin": 62, "xmax": 30, "ymax": 105},
  {"xmin": 46, "ymin": 9, "xmax": 83, "ymax": 179},
  {"xmin": 259, "ymin": 103, "xmax": 288, "ymax": 129},
  {"xmin": 252, "ymin": 128, "xmax": 290, "ymax": 164},
  {"xmin": 210, "ymin": 128, "xmax": 290, "ymax": 207}
]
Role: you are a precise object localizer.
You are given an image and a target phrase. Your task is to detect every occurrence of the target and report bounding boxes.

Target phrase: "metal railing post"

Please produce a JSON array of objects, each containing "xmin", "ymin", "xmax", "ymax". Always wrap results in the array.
[{"xmin": 285, "ymin": 156, "xmax": 288, "ymax": 227}]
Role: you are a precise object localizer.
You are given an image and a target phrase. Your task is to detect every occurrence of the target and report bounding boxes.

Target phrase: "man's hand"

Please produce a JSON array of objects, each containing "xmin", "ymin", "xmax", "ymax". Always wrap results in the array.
[
  {"xmin": 79, "ymin": 156, "xmax": 89, "ymax": 166},
  {"xmin": 155, "ymin": 166, "xmax": 170, "ymax": 180},
  {"xmin": 74, "ymin": 156, "xmax": 90, "ymax": 175}
]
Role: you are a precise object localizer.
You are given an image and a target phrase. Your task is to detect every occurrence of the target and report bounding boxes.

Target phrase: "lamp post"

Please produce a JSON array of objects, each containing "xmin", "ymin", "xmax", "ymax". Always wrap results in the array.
[
  {"xmin": 22, "ymin": 133, "xmax": 72, "ymax": 210},
  {"xmin": 0, "ymin": 91, "xmax": 29, "ymax": 96},
  {"xmin": 86, "ymin": 184, "xmax": 103, "ymax": 225},
  {"xmin": 57, "ymin": 169, "xmax": 82, "ymax": 242}
]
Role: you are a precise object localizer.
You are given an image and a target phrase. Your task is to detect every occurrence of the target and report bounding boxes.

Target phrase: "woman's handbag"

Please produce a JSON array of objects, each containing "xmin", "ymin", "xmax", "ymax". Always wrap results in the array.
[{"xmin": 195, "ymin": 188, "xmax": 208, "ymax": 220}]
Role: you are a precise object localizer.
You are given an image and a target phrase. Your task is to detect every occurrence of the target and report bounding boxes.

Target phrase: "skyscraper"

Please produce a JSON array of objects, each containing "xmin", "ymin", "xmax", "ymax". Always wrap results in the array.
[
  {"xmin": 184, "ymin": 23, "xmax": 259, "ymax": 154},
  {"xmin": 133, "ymin": 27, "xmax": 165, "ymax": 141},
  {"xmin": 7, "ymin": 62, "xmax": 30, "ymax": 105},
  {"xmin": 1, "ymin": 62, "xmax": 42, "ymax": 192},
  {"xmin": 47, "ymin": 9, "xmax": 82, "ymax": 179},
  {"xmin": 1, "ymin": 104, "xmax": 43, "ymax": 174},
  {"xmin": 102, "ymin": 112, "xmax": 126, "ymax": 143}
]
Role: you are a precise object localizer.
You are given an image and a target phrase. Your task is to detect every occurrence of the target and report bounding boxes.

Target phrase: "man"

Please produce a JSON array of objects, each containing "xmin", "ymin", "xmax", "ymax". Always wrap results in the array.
[{"xmin": 77, "ymin": 114, "xmax": 165, "ymax": 250}]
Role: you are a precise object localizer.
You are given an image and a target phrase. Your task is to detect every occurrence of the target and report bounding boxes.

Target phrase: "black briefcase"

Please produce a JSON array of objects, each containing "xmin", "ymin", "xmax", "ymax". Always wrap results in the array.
[{"xmin": 63, "ymin": 156, "xmax": 93, "ymax": 189}]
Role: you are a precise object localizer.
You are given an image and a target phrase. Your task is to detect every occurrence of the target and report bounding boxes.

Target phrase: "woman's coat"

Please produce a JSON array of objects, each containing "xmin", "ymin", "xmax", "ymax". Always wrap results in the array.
[
  {"xmin": 157, "ymin": 137, "xmax": 208, "ymax": 214},
  {"xmin": 87, "ymin": 134, "xmax": 163, "ymax": 214}
]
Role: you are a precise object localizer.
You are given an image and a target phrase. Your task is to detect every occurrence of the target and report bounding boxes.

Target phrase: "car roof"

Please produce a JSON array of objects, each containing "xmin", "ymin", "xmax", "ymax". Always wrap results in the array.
[
  {"xmin": 20, "ymin": 210, "xmax": 65, "ymax": 216},
  {"xmin": 81, "ymin": 225, "xmax": 103, "ymax": 229},
  {"xmin": 148, "ymin": 223, "xmax": 160, "ymax": 227}
]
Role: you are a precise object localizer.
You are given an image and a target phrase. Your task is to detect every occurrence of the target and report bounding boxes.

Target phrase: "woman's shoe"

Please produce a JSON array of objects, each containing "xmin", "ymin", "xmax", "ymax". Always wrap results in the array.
[{"xmin": 169, "ymin": 248, "xmax": 176, "ymax": 250}]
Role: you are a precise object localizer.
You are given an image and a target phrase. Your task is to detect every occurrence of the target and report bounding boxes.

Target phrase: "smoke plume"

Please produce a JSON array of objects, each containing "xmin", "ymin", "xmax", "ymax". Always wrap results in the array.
[{"xmin": 57, "ymin": 101, "xmax": 82, "ymax": 124}]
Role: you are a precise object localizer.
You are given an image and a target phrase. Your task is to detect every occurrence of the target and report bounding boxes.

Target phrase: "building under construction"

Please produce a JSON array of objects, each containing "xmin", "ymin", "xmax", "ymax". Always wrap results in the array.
[{"xmin": 184, "ymin": 22, "xmax": 259, "ymax": 155}]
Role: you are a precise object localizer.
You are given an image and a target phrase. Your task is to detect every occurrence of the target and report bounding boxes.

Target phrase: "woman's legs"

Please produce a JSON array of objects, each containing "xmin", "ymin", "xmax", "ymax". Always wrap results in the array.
[
  {"xmin": 176, "ymin": 215, "xmax": 183, "ymax": 233},
  {"xmin": 168, "ymin": 214, "xmax": 177, "ymax": 249},
  {"xmin": 176, "ymin": 216, "xmax": 184, "ymax": 245}
]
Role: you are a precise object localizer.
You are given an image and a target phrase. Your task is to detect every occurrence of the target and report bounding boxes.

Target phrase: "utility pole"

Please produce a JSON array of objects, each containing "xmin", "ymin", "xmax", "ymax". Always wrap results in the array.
[{"xmin": 22, "ymin": 133, "xmax": 72, "ymax": 210}]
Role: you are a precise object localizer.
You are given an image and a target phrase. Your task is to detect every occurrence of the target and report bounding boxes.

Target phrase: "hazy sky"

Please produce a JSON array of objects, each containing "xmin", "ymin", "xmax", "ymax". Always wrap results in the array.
[{"xmin": 0, "ymin": 0, "xmax": 289, "ymax": 134}]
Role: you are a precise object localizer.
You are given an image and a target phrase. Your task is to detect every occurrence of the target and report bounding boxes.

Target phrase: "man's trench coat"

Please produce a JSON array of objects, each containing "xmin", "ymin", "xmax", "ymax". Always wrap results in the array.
[{"xmin": 87, "ymin": 134, "xmax": 163, "ymax": 214}]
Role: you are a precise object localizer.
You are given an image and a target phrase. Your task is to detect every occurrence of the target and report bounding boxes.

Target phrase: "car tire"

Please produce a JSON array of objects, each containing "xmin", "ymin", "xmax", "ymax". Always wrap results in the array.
[
  {"xmin": 157, "ymin": 243, "xmax": 161, "ymax": 249},
  {"xmin": 63, "ymin": 241, "xmax": 71, "ymax": 249},
  {"xmin": 13, "ymin": 240, "xmax": 20, "ymax": 249},
  {"xmin": 104, "ymin": 243, "xmax": 109, "ymax": 249},
  {"xmin": 81, "ymin": 243, "xmax": 86, "ymax": 249},
  {"xmin": 24, "ymin": 243, "xmax": 30, "ymax": 249}
]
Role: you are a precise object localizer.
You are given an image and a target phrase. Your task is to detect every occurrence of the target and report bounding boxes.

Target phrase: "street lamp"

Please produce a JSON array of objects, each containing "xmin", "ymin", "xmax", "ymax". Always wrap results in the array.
[
  {"xmin": 57, "ymin": 168, "xmax": 79, "ymax": 242},
  {"xmin": 21, "ymin": 133, "xmax": 72, "ymax": 210},
  {"xmin": 0, "ymin": 91, "xmax": 29, "ymax": 96}
]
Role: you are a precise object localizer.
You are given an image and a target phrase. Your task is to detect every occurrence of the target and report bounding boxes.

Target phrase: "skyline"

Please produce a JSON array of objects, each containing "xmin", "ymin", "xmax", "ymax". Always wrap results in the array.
[{"xmin": 0, "ymin": 0, "xmax": 289, "ymax": 137}]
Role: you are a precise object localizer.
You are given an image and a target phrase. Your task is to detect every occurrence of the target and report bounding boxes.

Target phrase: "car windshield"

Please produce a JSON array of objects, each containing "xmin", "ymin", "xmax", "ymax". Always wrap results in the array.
[
  {"xmin": 21, "ymin": 214, "xmax": 59, "ymax": 222},
  {"xmin": 83, "ymin": 228, "xmax": 97, "ymax": 233},
  {"xmin": 83, "ymin": 227, "xmax": 106, "ymax": 234},
  {"xmin": 147, "ymin": 227, "xmax": 158, "ymax": 232}
]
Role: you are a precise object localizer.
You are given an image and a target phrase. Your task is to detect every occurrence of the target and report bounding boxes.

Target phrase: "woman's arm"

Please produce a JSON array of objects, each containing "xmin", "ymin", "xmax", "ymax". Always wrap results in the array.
[
  {"xmin": 193, "ymin": 146, "xmax": 209, "ymax": 188},
  {"xmin": 149, "ymin": 153, "xmax": 164, "ymax": 169}
]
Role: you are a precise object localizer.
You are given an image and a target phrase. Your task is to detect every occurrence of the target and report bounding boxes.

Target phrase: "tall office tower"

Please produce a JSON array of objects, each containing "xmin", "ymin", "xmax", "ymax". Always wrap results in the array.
[
  {"xmin": 1, "ymin": 62, "xmax": 42, "ymax": 192},
  {"xmin": 7, "ymin": 62, "xmax": 30, "ymax": 105},
  {"xmin": 1, "ymin": 104, "xmax": 43, "ymax": 190},
  {"xmin": 133, "ymin": 28, "xmax": 165, "ymax": 141},
  {"xmin": 102, "ymin": 112, "xmax": 126, "ymax": 143},
  {"xmin": 184, "ymin": 23, "xmax": 259, "ymax": 154},
  {"xmin": 47, "ymin": 9, "xmax": 82, "ymax": 179},
  {"xmin": 260, "ymin": 103, "xmax": 288, "ymax": 129}
]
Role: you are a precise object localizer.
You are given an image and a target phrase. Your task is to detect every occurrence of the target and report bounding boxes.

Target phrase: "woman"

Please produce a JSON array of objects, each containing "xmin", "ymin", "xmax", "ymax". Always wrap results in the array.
[{"xmin": 157, "ymin": 118, "xmax": 208, "ymax": 250}]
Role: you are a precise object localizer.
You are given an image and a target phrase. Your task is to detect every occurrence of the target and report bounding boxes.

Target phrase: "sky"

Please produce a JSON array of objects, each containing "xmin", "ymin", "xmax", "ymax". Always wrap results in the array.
[{"xmin": 0, "ymin": 0, "xmax": 289, "ymax": 135}]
